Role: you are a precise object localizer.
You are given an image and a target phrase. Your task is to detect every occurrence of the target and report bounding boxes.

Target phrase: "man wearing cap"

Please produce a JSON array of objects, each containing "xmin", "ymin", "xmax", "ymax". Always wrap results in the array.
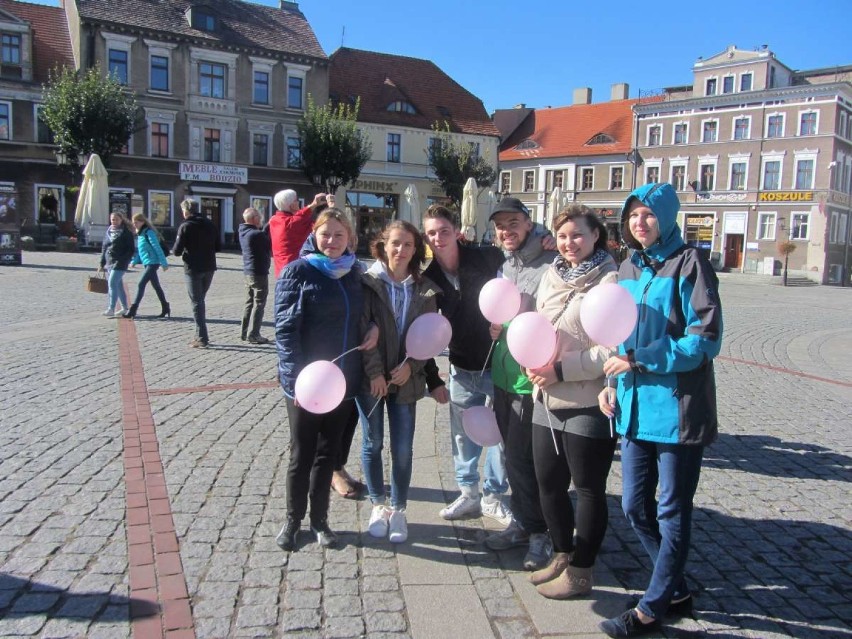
[{"xmin": 483, "ymin": 197, "xmax": 557, "ymax": 570}]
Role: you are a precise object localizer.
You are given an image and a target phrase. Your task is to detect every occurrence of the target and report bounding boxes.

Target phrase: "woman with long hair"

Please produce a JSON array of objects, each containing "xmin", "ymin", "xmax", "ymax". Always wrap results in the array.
[
  {"xmin": 358, "ymin": 220, "xmax": 440, "ymax": 543},
  {"xmin": 123, "ymin": 213, "xmax": 170, "ymax": 319},
  {"xmin": 98, "ymin": 211, "xmax": 135, "ymax": 318},
  {"xmin": 524, "ymin": 204, "xmax": 619, "ymax": 599},
  {"xmin": 274, "ymin": 208, "xmax": 377, "ymax": 552}
]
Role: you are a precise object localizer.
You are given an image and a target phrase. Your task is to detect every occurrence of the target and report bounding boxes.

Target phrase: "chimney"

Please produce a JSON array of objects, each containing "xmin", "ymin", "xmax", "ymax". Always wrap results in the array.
[
  {"xmin": 280, "ymin": 0, "xmax": 299, "ymax": 8},
  {"xmin": 610, "ymin": 83, "xmax": 629, "ymax": 101},
  {"xmin": 573, "ymin": 87, "xmax": 592, "ymax": 105},
  {"xmin": 514, "ymin": 103, "xmax": 526, "ymax": 109}
]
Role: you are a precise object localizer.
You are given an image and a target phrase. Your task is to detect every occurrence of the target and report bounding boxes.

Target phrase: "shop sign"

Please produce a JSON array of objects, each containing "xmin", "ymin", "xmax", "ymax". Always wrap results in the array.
[
  {"xmin": 180, "ymin": 162, "xmax": 247, "ymax": 184},
  {"xmin": 352, "ymin": 179, "xmax": 398, "ymax": 193},
  {"xmin": 696, "ymin": 192, "xmax": 748, "ymax": 202},
  {"xmin": 829, "ymin": 191, "xmax": 849, "ymax": 206},
  {"xmin": 758, "ymin": 191, "xmax": 813, "ymax": 202}
]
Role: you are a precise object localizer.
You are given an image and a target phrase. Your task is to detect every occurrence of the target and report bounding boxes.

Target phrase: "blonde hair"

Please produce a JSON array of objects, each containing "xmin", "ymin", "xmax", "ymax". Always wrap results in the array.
[
  {"xmin": 111, "ymin": 210, "xmax": 134, "ymax": 232},
  {"xmin": 131, "ymin": 212, "xmax": 154, "ymax": 234},
  {"xmin": 313, "ymin": 208, "xmax": 355, "ymax": 241}
]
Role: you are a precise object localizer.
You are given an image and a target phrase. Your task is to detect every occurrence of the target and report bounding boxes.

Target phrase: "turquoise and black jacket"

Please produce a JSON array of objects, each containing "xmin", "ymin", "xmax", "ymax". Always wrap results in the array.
[{"xmin": 615, "ymin": 182, "xmax": 723, "ymax": 446}]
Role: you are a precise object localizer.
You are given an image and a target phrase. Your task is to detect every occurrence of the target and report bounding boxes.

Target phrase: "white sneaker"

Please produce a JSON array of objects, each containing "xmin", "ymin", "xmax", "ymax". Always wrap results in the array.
[
  {"xmin": 439, "ymin": 493, "xmax": 482, "ymax": 520},
  {"xmin": 481, "ymin": 494, "xmax": 512, "ymax": 527},
  {"xmin": 102, "ymin": 309, "xmax": 115, "ymax": 316},
  {"xmin": 523, "ymin": 532, "xmax": 553, "ymax": 571},
  {"xmin": 368, "ymin": 504, "xmax": 389, "ymax": 538},
  {"xmin": 484, "ymin": 518, "xmax": 529, "ymax": 551},
  {"xmin": 388, "ymin": 509, "xmax": 408, "ymax": 543}
]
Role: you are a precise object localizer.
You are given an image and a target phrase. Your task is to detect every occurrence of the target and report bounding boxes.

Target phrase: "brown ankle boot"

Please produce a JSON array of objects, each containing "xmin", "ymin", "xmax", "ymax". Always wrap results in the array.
[
  {"xmin": 528, "ymin": 552, "xmax": 571, "ymax": 586},
  {"xmin": 536, "ymin": 564, "xmax": 593, "ymax": 599}
]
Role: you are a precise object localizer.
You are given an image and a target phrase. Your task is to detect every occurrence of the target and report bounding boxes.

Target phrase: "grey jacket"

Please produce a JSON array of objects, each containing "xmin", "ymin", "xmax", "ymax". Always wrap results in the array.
[
  {"xmin": 360, "ymin": 263, "xmax": 441, "ymax": 404},
  {"xmin": 500, "ymin": 233, "xmax": 558, "ymax": 313}
]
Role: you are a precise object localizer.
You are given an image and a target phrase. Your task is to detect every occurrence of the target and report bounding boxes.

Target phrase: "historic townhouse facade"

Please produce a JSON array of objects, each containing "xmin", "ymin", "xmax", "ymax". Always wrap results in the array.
[
  {"xmin": 328, "ymin": 47, "xmax": 500, "ymax": 248},
  {"xmin": 633, "ymin": 46, "xmax": 852, "ymax": 284},
  {"xmin": 50, "ymin": 0, "xmax": 327, "ymax": 245},
  {"xmin": 495, "ymin": 83, "xmax": 642, "ymax": 244}
]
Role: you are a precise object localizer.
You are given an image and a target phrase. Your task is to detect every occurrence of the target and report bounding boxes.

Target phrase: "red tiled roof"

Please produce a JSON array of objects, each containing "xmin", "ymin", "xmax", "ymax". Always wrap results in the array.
[
  {"xmin": 0, "ymin": 0, "xmax": 74, "ymax": 83},
  {"xmin": 77, "ymin": 0, "xmax": 325, "ymax": 60},
  {"xmin": 499, "ymin": 98, "xmax": 654, "ymax": 161},
  {"xmin": 328, "ymin": 47, "xmax": 499, "ymax": 138}
]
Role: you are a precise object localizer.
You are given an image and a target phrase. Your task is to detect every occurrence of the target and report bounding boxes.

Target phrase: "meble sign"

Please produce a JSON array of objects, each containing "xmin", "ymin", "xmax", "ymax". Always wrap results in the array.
[
  {"xmin": 758, "ymin": 191, "xmax": 813, "ymax": 202},
  {"xmin": 180, "ymin": 162, "xmax": 248, "ymax": 185}
]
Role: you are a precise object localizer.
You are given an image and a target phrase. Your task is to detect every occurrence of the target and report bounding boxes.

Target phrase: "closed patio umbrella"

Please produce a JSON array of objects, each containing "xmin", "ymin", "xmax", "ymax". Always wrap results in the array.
[
  {"xmin": 461, "ymin": 177, "xmax": 478, "ymax": 242},
  {"xmin": 547, "ymin": 186, "xmax": 563, "ymax": 231},
  {"xmin": 74, "ymin": 154, "xmax": 110, "ymax": 244},
  {"xmin": 401, "ymin": 183, "xmax": 420, "ymax": 225}
]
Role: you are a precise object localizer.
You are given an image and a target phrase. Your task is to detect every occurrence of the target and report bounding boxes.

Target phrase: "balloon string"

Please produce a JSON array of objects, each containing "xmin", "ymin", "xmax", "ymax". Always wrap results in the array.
[
  {"xmin": 543, "ymin": 390, "xmax": 559, "ymax": 455},
  {"xmin": 332, "ymin": 346, "xmax": 360, "ymax": 363},
  {"xmin": 607, "ymin": 374, "xmax": 614, "ymax": 439},
  {"xmin": 480, "ymin": 339, "xmax": 496, "ymax": 379},
  {"xmin": 366, "ymin": 397, "xmax": 382, "ymax": 419}
]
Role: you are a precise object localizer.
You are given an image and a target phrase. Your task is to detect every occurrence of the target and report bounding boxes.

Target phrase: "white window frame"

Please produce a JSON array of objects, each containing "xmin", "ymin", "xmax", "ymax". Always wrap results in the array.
[
  {"xmin": 840, "ymin": 112, "xmax": 848, "ymax": 139},
  {"xmin": 33, "ymin": 103, "xmax": 51, "ymax": 143},
  {"xmin": 792, "ymin": 151, "xmax": 817, "ymax": 190},
  {"xmin": 760, "ymin": 153, "xmax": 785, "ymax": 190},
  {"xmin": 798, "ymin": 110, "xmax": 819, "ymax": 136},
  {"xmin": 829, "ymin": 211, "xmax": 839, "ymax": 244},
  {"xmin": 705, "ymin": 76, "xmax": 718, "ymax": 96},
  {"xmin": 285, "ymin": 131, "xmax": 301, "ymax": 169},
  {"xmin": 34, "ymin": 184, "xmax": 65, "ymax": 222},
  {"xmin": 732, "ymin": 115, "xmax": 751, "ymax": 141},
  {"xmin": 672, "ymin": 121, "xmax": 689, "ymax": 145},
  {"xmin": 670, "ymin": 163, "xmax": 688, "ymax": 191},
  {"xmin": 189, "ymin": 47, "xmax": 237, "ymax": 100},
  {"xmin": 0, "ymin": 100, "xmax": 11, "ymax": 140},
  {"xmin": 249, "ymin": 195, "xmax": 273, "ymax": 219},
  {"xmin": 187, "ymin": 115, "xmax": 239, "ymax": 163},
  {"xmin": 701, "ymin": 118, "xmax": 719, "ymax": 143},
  {"xmin": 102, "ymin": 32, "xmax": 135, "ymax": 85},
  {"xmin": 698, "ymin": 160, "xmax": 717, "ymax": 191},
  {"xmin": 500, "ymin": 170, "xmax": 511, "ymax": 193},
  {"xmin": 579, "ymin": 167, "xmax": 594, "ymax": 191},
  {"xmin": 247, "ymin": 119, "xmax": 275, "ymax": 167},
  {"xmin": 756, "ymin": 212, "xmax": 777, "ymax": 241},
  {"xmin": 144, "ymin": 107, "xmax": 176, "ymax": 158},
  {"xmin": 839, "ymin": 213, "xmax": 849, "ymax": 246},
  {"xmin": 646, "ymin": 123, "xmax": 662, "ymax": 146},
  {"xmin": 766, "ymin": 112, "xmax": 785, "ymax": 138},
  {"xmin": 728, "ymin": 156, "xmax": 750, "ymax": 191},
  {"xmin": 523, "ymin": 169, "xmax": 535, "ymax": 192},
  {"xmin": 609, "ymin": 165, "xmax": 624, "ymax": 190},
  {"xmin": 721, "ymin": 74, "xmax": 735, "ymax": 94},
  {"xmin": 739, "ymin": 72, "xmax": 753, "ymax": 92},
  {"xmin": 249, "ymin": 56, "xmax": 275, "ymax": 107},
  {"xmin": 285, "ymin": 63, "xmax": 309, "ymax": 111},
  {"xmin": 386, "ymin": 131, "xmax": 402, "ymax": 164},
  {"xmin": 148, "ymin": 190, "xmax": 173, "ymax": 227},
  {"xmin": 790, "ymin": 212, "xmax": 810, "ymax": 241},
  {"xmin": 644, "ymin": 162, "xmax": 661, "ymax": 185},
  {"xmin": 144, "ymin": 40, "xmax": 176, "ymax": 94}
]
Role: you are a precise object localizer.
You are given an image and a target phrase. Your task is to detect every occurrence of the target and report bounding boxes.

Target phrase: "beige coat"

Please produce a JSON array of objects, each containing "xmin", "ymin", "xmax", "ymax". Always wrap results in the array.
[{"xmin": 535, "ymin": 256, "xmax": 618, "ymax": 411}]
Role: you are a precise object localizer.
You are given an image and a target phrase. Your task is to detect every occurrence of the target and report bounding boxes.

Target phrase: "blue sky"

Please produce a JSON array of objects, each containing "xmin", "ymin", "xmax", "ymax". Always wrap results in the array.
[{"xmin": 27, "ymin": 0, "xmax": 852, "ymax": 113}]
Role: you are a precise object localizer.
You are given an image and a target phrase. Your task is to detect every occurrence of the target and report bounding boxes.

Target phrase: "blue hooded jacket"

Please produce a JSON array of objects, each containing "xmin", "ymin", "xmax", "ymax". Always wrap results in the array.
[{"xmin": 615, "ymin": 182, "xmax": 723, "ymax": 445}]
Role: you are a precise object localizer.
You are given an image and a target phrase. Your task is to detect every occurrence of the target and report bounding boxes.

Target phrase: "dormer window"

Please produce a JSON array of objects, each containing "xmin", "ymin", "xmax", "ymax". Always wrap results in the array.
[
  {"xmin": 387, "ymin": 100, "xmax": 416, "ymax": 114},
  {"xmin": 514, "ymin": 139, "xmax": 539, "ymax": 150},
  {"xmin": 587, "ymin": 133, "xmax": 615, "ymax": 145},
  {"xmin": 2, "ymin": 34, "xmax": 21, "ymax": 64},
  {"xmin": 187, "ymin": 6, "xmax": 217, "ymax": 32}
]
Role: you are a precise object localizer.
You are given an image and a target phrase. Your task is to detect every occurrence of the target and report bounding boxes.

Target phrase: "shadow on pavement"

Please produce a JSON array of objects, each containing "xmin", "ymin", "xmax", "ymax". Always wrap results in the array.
[
  {"xmin": 16, "ymin": 263, "xmax": 96, "ymax": 272},
  {"xmin": 0, "ymin": 573, "xmax": 159, "ymax": 620},
  {"xmin": 704, "ymin": 433, "xmax": 851, "ymax": 481}
]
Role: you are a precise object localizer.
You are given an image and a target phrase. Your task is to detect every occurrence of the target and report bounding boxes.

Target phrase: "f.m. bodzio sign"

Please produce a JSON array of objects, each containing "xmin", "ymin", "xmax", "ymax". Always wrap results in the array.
[
  {"xmin": 180, "ymin": 162, "xmax": 248, "ymax": 184},
  {"xmin": 758, "ymin": 191, "xmax": 814, "ymax": 202}
]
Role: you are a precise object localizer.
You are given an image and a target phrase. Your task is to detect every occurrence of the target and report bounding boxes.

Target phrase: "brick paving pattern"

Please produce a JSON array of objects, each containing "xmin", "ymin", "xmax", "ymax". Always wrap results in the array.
[{"xmin": 0, "ymin": 251, "xmax": 849, "ymax": 638}]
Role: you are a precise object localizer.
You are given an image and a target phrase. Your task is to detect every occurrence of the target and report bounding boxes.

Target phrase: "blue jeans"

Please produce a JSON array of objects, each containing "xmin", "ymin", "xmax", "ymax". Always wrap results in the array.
[
  {"xmin": 184, "ymin": 270, "xmax": 214, "ymax": 342},
  {"xmin": 357, "ymin": 392, "xmax": 416, "ymax": 509},
  {"xmin": 447, "ymin": 366, "xmax": 508, "ymax": 496},
  {"xmin": 107, "ymin": 267, "xmax": 128, "ymax": 311},
  {"xmin": 621, "ymin": 437, "xmax": 703, "ymax": 620}
]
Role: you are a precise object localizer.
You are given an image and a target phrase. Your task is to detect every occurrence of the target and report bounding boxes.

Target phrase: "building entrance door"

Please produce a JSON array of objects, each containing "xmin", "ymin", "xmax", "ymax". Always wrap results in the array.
[
  {"xmin": 724, "ymin": 234, "xmax": 743, "ymax": 269},
  {"xmin": 201, "ymin": 197, "xmax": 223, "ymax": 231}
]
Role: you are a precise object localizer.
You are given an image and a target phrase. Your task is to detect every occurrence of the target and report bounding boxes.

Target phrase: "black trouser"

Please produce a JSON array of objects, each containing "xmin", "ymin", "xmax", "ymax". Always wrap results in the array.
[
  {"xmin": 132, "ymin": 264, "xmax": 167, "ymax": 308},
  {"xmin": 240, "ymin": 273, "xmax": 269, "ymax": 339},
  {"xmin": 286, "ymin": 397, "xmax": 355, "ymax": 525},
  {"xmin": 184, "ymin": 270, "xmax": 214, "ymax": 342},
  {"xmin": 335, "ymin": 406, "xmax": 359, "ymax": 472},
  {"xmin": 493, "ymin": 387, "xmax": 547, "ymax": 533},
  {"xmin": 532, "ymin": 418, "xmax": 616, "ymax": 567}
]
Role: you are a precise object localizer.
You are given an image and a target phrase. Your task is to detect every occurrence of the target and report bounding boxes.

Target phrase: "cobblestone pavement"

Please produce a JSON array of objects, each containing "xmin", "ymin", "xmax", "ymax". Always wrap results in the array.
[{"xmin": 0, "ymin": 251, "xmax": 850, "ymax": 638}]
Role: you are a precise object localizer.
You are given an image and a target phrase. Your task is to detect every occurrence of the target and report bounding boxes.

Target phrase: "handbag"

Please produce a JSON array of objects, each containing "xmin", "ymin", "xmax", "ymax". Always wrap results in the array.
[{"xmin": 87, "ymin": 273, "xmax": 108, "ymax": 294}]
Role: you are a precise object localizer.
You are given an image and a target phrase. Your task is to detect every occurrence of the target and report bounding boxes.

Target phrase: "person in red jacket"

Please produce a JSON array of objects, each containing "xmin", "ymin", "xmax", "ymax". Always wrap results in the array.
[{"xmin": 267, "ymin": 190, "xmax": 328, "ymax": 277}]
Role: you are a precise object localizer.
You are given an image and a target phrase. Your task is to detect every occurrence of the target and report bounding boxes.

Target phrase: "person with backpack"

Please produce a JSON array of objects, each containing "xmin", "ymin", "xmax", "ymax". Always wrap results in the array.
[{"xmin": 123, "ymin": 212, "xmax": 170, "ymax": 319}]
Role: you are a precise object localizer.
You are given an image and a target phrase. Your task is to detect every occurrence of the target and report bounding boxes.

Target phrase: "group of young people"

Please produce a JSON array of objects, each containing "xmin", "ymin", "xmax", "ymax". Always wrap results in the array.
[{"xmin": 272, "ymin": 181, "xmax": 723, "ymax": 638}]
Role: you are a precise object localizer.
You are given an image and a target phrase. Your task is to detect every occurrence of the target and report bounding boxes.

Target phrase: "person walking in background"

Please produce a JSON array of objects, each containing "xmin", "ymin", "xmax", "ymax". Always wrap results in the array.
[
  {"xmin": 274, "ymin": 208, "xmax": 377, "ymax": 552},
  {"xmin": 598, "ymin": 183, "xmax": 722, "ymax": 638},
  {"xmin": 358, "ymin": 220, "xmax": 441, "ymax": 544},
  {"xmin": 268, "ymin": 190, "xmax": 328, "ymax": 277},
  {"xmin": 484, "ymin": 197, "xmax": 556, "ymax": 571},
  {"xmin": 123, "ymin": 213, "xmax": 170, "ymax": 319},
  {"xmin": 239, "ymin": 207, "xmax": 272, "ymax": 344},
  {"xmin": 525, "ymin": 205, "xmax": 618, "ymax": 599},
  {"xmin": 173, "ymin": 199, "xmax": 220, "ymax": 348},
  {"xmin": 98, "ymin": 211, "xmax": 135, "ymax": 318}
]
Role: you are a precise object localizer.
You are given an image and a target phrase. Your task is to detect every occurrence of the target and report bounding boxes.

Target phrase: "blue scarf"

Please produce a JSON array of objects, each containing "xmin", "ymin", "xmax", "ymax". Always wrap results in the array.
[{"xmin": 304, "ymin": 252, "xmax": 356, "ymax": 279}]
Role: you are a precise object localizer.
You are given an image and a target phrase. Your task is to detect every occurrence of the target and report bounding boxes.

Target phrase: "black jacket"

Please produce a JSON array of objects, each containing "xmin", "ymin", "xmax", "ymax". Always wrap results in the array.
[
  {"xmin": 173, "ymin": 215, "xmax": 220, "ymax": 273},
  {"xmin": 238, "ymin": 223, "xmax": 271, "ymax": 276},
  {"xmin": 100, "ymin": 225, "xmax": 135, "ymax": 270},
  {"xmin": 423, "ymin": 243, "xmax": 504, "ymax": 371}
]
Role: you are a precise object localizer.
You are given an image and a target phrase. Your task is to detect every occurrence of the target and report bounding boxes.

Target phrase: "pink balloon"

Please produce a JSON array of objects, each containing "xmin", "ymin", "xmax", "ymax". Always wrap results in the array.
[
  {"xmin": 295, "ymin": 360, "xmax": 346, "ymax": 414},
  {"xmin": 479, "ymin": 278, "xmax": 522, "ymax": 324},
  {"xmin": 506, "ymin": 312, "xmax": 557, "ymax": 369},
  {"xmin": 580, "ymin": 283, "xmax": 638, "ymax": 347},
  {"xmin": 405, "ymin": 312, "xmax": 452, "ymax": 360},
  {"xmin": 462, "ymin": 406, "xmax": 503, "ymax": 447}
]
